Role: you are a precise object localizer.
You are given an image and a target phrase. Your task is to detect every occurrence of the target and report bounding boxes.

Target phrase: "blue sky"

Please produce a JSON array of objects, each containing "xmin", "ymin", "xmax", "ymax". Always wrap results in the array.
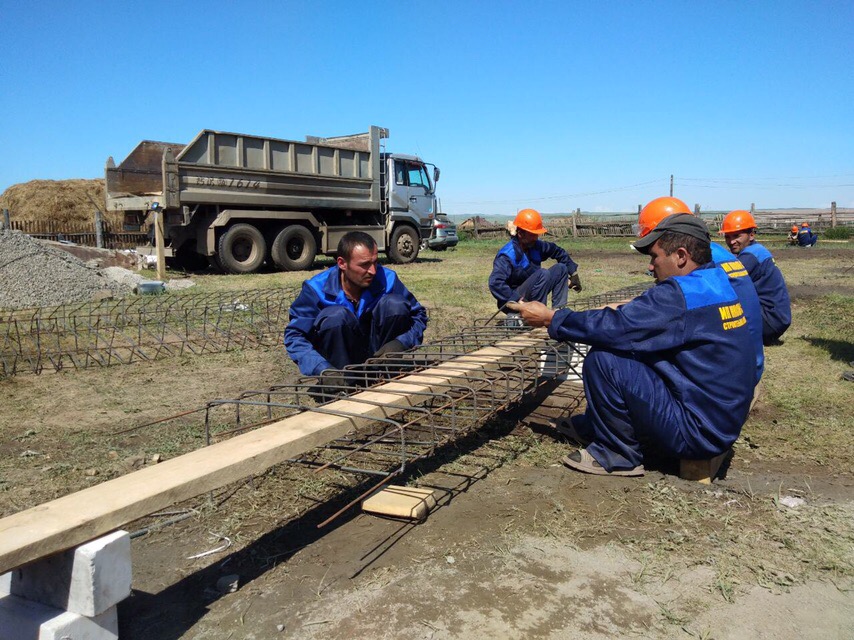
[{"xmin": 1, "ymin": 1, "xmax": 852, "ymax": 214}]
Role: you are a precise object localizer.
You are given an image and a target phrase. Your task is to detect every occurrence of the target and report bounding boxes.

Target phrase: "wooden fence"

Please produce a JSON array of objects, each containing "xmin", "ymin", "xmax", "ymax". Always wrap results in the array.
[
  {"xmin": 459, "ymin": 206, "xmax": 854, "ymax": 240},
  {"xmin": 0, "ymin": 210, "xmax": 148, "ymax": 250}
]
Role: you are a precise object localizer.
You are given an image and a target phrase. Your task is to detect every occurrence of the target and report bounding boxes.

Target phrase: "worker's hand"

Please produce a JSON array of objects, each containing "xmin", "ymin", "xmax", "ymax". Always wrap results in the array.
[
  {"xmin": 569, "ymin": 272, "xmax": 582, "ymax": 292},
  {"xmin": 374, "ymin": 339, "xmax": 405, "ymax": 357},
  {"xmin": 514, "ymin": 300, "xmax": 555, "ymax": 328},
  {"xmin": 319, "ymin": 369, "xmax": 348, "ymax": 392}
]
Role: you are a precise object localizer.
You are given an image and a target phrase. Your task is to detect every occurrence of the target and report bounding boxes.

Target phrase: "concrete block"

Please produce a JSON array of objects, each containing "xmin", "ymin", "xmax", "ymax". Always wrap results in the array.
[
  {"xmin": 0, "ymin": 594, "xmax": 118, "ymax": 640},
  {"xmin": 0, "ymin": 530, "xmax": 131, "ymax": 617}
]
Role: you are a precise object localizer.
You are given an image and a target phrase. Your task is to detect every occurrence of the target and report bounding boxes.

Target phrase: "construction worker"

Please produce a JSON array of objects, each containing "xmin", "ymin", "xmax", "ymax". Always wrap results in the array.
[
  {"xmin": 514, "ymin": 214, "xmax": 763, "ymax": 477},
  {"xmin": 721, "ymin": 210, "xmax": 792, "ymax": 344},
  {"xmin": 636, "ymin": 197, "xmax": 745, "ymax": 275},
  {"xmin": 488, "ymin": 208, "xmax": 580, "ymax": 312},
  {"xmin": 787, "ymin": 225, "xmax": 799, "ymax": 246},
  {"xmin": 798, "ymin": 222, "xmax": 818, "ymax": 247},
  {"xmin": 284, "ymin": 231, "xmax": 427, "ymax": 384},
  {"xmin": 635, "ymin": 197, "xmax": 764, "ymax": 380}
]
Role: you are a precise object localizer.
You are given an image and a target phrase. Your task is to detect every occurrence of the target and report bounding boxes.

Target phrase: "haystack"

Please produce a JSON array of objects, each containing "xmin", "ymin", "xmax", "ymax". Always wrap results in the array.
[{"xmin": 0, "ymin": 179, "xmax": 121, "ymax": 227}]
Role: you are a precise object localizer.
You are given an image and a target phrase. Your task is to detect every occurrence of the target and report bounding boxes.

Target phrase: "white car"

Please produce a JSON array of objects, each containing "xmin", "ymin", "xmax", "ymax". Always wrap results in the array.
[{"xmin": 425, "ymin": 213, "xmax": 458, "ymax": 251}]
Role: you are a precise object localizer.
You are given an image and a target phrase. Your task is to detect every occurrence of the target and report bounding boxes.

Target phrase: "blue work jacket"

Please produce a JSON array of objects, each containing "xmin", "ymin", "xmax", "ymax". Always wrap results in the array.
[
  {"xmin": 488, "ymin": 237, "xmax": 578, "ymax": 306},
  {"xmin": 284, "ymin": 264, "xmax": 427, "ymax": 376},
  {"xmin": 548, "ymin": 263, "xmax": 764, "ymax": 454},
  {"xmin": 797, "ymin": 227, "xmax": 815, "ymax": 246},
  {"xmin": 711, "ymin": 243, "xmax": 748, "ymax": 278},
  {"xmin": 737, "ymin": 241, "xmax": 792, "ymax": 341}
]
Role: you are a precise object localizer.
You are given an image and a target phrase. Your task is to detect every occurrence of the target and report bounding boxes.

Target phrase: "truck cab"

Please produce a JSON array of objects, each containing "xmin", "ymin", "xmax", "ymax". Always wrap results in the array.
[{"xmin": 385, "ymin": 154, "xmax": 439, "ymax": 239}]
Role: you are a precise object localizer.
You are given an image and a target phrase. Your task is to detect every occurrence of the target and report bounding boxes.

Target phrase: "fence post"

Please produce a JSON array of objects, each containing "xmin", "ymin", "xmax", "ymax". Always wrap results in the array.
[
  {"xmin": 637, "ymin": 204, "xmax": 642, "ymax": 215},
  {"xmin": 473, "ymin": 216, "xmax": 479, "ymax": 240},
  {"xmin": 2, "ymin": 209, "xmax": 9, "ymax": 234},
  {"xmin": 94, "ymin": 210, "xmax": 104, "ymax": 248},
  {"xmin": 572, "ymin": 208, "xmax": 579, "ymax": 238},
  {"xmin": 831, "ymin": 201, "xmax": 837, "ymax": 228},
  {"xmin": 750, "ymin": 203, "xmax": 755, "ymax": 214},
  {"xmin": 694, "ymin": 204, "xmax": 701, "ymax": 215}
]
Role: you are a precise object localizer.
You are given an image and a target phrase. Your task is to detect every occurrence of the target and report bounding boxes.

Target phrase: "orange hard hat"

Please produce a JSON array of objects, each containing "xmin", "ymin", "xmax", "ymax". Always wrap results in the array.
[
  {"xmin": 636, "ymin": 197, "xmax": 691, "ymax": 237},
  {"xmin": 720, "ymin": 210, "xmax": 757, "ymax": 234},
  {"xmin": 791, "ymin": 225, "xmax": 798, "ymax": 233},
  {"xmin": 801, "ymin": 222, "xmax": 810, "ymax": 227},
  {"xmin": 514, "ymin": 208, "xmax": 547, "ymax": 235}
]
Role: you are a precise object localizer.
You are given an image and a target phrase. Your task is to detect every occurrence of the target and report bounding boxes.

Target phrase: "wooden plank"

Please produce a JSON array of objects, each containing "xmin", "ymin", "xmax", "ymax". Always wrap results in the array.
[
  {"xmin": 362, "ymin": 486, "xmax": 437, "ymax": 520},
  {"xmin": 0, "ymin": 333, "xmax": 546, "ymax": 574},
  {"xmin": 679, "ymin": 449, "xmax": 731, "ymax": 484}
]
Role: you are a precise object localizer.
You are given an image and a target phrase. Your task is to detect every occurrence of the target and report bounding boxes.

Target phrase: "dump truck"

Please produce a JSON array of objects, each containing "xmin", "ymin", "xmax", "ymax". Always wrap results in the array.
[{"xmin": 105, "ymin": 126, "xmax": 440, "ymax": 273}]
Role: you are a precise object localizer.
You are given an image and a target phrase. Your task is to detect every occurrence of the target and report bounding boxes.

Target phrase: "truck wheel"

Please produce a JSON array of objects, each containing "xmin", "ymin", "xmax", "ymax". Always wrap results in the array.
[
  {"xmin": 271, "ymin": 225, "xmax": 317, "ymax": 271},
  {"xmin": 388, "ymin": 225, "xmax": 420, "ymax": 264},
  {"xmin": 217, "ymin": 223, "xmax": 266, "ymax": 274}
]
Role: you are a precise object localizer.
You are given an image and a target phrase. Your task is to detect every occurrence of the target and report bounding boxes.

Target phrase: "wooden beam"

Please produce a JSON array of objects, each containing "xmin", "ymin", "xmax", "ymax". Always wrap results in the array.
[{"xmin": 0, "ymin": 333, "xmax": 546, "ymax": 574}]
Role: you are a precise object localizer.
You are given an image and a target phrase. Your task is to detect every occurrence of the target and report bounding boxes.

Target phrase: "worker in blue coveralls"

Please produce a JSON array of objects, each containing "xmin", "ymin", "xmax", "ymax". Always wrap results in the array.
[
  {"xmin": 513, "ymin": 214, "xmax": 764, "ymax": 477},
  {"xmin": 635, "ymin": 196, "xmax": 745, "ymax": 275},
  {"xmin": 488, "ymin": 208, "xmax": 580, "ymax": 313},
  {"xmin": 797, "ymin": 222, "xmax": 818, "ymax": 247},
  {"xmin": 634, "ymin": 198, "xmax": 764, "ymax": 383},
  {"xmin": 721, "ymin": 210, "xmax": 792, "ymax": 344},
  {"xmin": 284, "ymin": 231, "xmax": 427, "ymax": 388}
]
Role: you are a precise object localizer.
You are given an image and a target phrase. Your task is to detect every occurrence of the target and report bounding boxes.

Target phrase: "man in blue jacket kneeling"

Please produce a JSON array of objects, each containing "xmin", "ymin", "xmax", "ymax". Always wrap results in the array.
[
  {"xmin": 514, "ymin": 215, "xmax": 763, "ymax": 477},
  {"xmin": 488, "ymin": 208, "xmax": 581, "ymax": 314},
  {"xmin": 284, "ymin": 231, "xmax": 427, "ymax": 391}
]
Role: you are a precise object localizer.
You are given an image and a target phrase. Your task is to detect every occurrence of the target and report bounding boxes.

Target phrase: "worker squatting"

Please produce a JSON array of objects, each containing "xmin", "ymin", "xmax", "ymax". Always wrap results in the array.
[{"xmin": 284, "ymin": 197, "xmax": 790, "ymax": 477}]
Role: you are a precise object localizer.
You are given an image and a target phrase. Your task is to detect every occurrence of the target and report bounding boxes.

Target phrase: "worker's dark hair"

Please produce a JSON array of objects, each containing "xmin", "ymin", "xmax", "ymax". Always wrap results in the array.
[
  {"xmin": 337, "ymin": 231, "xmax": 377, "ymax": 261},
  {"xmin": 656, "ymin": 231, "xmax": 712, "ymax": 265}
]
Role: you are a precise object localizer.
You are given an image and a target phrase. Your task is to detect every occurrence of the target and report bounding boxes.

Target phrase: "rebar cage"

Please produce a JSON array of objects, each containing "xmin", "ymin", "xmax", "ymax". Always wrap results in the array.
[
  {"xmin": 125, "ymin": 283, "xmax": 651, "ymax": 527},
  {"xmin": 0, "ymin": 287, "xmax": 298, "ymax": 378}
]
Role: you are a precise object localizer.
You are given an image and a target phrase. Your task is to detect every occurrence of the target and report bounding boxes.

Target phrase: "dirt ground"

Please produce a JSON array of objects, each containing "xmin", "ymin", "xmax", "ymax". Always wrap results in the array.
[{"xmin": 1, "ymin": 245, "xmax": 852, "ymax": 639}]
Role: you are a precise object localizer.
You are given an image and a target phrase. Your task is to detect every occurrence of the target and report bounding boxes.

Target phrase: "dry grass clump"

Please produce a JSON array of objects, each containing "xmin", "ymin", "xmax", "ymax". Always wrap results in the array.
[{"xmin": 0, "ymin": 179, "xmax": 121, "ymax": 227}]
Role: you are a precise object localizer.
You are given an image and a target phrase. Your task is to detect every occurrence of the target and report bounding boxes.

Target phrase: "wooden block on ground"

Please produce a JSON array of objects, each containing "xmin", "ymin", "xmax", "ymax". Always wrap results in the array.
[
  {"xmin": 362, "ymin": 486, "xmax": 437, "ymax": 520},
  {"xmin": 679, "ymin": 449, "xmax": 731, "ymax": 484}
]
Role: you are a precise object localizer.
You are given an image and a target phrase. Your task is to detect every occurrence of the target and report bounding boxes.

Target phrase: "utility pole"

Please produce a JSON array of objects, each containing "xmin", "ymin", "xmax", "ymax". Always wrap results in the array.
[{"xmin": 669, "ymin": 175, "xmax": 674, "ymax": 197}]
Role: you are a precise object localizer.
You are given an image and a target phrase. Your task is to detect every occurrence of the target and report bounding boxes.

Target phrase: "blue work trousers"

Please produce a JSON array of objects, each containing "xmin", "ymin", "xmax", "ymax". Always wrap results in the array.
[
  {"xmin": 516, "ymin": 264, "xmax": 569, "ymax": 308},
  {"xmin": 575, "ymin": 349, "xmax": 710, "ymax": 471},
  {"xmin": 311, "ymin": 294, "xmax": 412, "ymax": 371}
]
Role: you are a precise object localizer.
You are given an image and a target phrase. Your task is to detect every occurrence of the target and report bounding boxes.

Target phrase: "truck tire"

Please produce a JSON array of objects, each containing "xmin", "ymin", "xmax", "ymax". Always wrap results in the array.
[
  {"xmin": 271, "ymin": 225, "xmax": 317, "ymax": 271},
  {"xmin": 217, "ymin": 223, "xmax": 266, "ymax": 274},
  {"xmin": 387, "ymin": 225, "xmax": 420, "ymax": 264}
]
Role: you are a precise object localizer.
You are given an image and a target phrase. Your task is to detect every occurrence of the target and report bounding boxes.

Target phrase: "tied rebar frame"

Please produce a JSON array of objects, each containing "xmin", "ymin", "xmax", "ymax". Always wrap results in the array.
[
  {"xmin": 0, "ymin": 287, "xmax": 299, "ymax": 378},
  {"xmin": 134, "ymin": 283, "xmax": 652, "ymax": 528}
]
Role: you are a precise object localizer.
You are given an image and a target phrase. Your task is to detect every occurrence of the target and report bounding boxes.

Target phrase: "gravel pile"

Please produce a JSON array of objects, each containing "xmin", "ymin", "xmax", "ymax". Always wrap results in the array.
[{"xmin": 0, "ymin": 231, "xmax": 134, "ymax": 309}]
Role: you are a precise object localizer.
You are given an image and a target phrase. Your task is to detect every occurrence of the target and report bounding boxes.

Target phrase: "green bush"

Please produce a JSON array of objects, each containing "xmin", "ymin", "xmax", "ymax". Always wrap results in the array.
[{"xmin": 823, "ymin": 226, "xmax": 854, "ymax": 240}]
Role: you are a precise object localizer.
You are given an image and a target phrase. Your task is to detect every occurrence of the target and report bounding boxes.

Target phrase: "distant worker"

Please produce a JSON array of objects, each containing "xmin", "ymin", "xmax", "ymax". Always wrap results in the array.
[
  {"xmin": 488, "ymin": 209, "xmax": 580, "ymax": 313},
  {"xmin": 787, "ymin": 225, "xmax": 799, "ymax": 246},
  {"xmin": 798, "ymin": 222, "xmax": 818, "ymax": 247},
  {"xmin": 513, "ymin": 214, "xmax": 764, "ymax": 477},
  {"xmin": 721, "ymin": 210, "xmax": 792, "ymax": 344},
  {"xmin": 284, "ymin": 231, "xmax": 427, "ymax": 386},
  {"xmin": 635, "ymin": 197, "xmax": 745, "ymax": 275}
]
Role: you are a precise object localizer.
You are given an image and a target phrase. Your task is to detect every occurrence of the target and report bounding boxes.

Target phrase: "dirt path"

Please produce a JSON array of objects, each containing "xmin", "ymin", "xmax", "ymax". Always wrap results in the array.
[{"xmin": 118, "ymin": 437, "xmax": 854, "ymax": 639}]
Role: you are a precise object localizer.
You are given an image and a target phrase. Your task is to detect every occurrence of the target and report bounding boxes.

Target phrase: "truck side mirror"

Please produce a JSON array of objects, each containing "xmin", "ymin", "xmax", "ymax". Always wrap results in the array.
[{"xmin": 433, "ymin": 167, "xmax": 441, "ymax": 183}]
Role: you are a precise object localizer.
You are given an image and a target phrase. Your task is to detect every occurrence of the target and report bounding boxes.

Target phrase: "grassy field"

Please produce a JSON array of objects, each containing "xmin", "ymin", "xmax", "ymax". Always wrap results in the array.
[{"xmin": 2, "ymin": 235, "xmax": 853, "ymax": 638}]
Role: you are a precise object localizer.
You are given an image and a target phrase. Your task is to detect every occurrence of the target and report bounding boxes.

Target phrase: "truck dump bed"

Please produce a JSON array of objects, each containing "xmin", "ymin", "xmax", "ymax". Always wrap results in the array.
[{"xmin": 106, "ymin": 127, "xmax": 387, "ymax": 213}]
